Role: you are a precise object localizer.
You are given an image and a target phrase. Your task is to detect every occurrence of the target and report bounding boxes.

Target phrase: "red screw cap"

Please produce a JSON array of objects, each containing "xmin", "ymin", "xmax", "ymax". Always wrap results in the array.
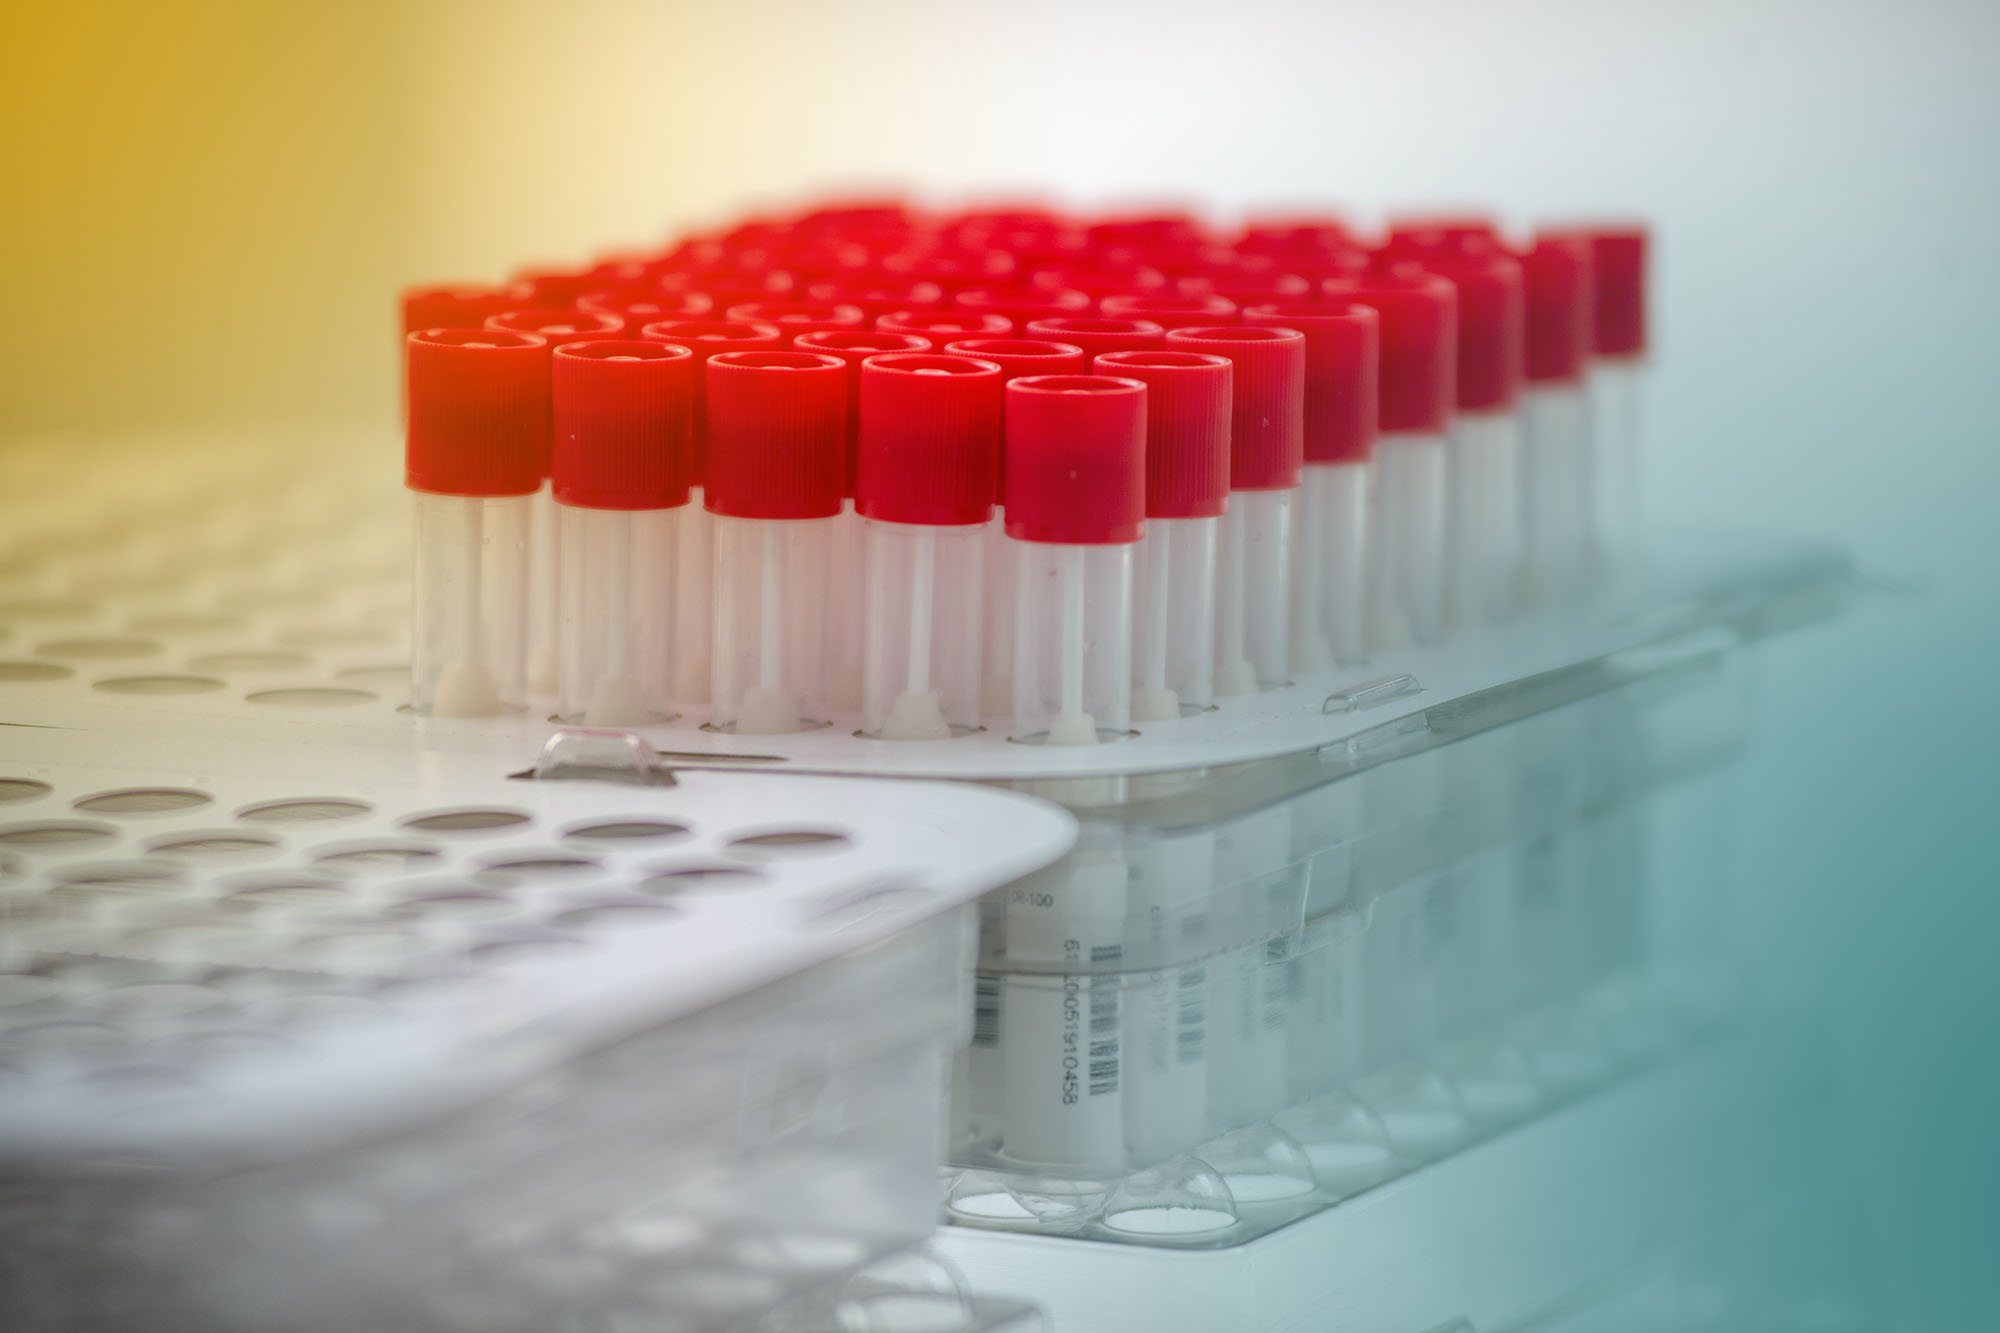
[
  {"xmin": 551, "ymin": 340, "xmax": 694, "ymax": 511},
  {"xmin": 1023, "ymin": 316, "xmax": 1167, "ymax": 358},
  {"xmin": 1240, "ymin": 302, "xmax": 1379, "ymax": 465},
  {"xmin": 405, "ymin": 328, "xmax": 549, "ymax": 498},
  {"xmin": 1395, "ymin": 248, "xmax": 1524, "ymax": 412},
  {"xmin": 485, "ymin": 308, "xmax": 626, "ymax": 345},
  {"xmin": 877, "ymin": 309, "xmax": 1012, "ymax": 344},
  {"xmin": 401, "ymin": 284, "xmax": 513, "ymax": 335},
  {"xmin": 1028, "ymin": 263, "xmax": 1171, "ymax": 298},
  {"xmin": 805, "ymin": 277, "xmax": 945, "ymax": 322},
  {"xmin": 857, "ymin": 353, "xmax": 1005, "ymax": 527},
  {"xmin": 940, "ymin": 337, "xmax": 1088, "ymax": 383},
  {"xmin": 1162, "ymin": 325, "xmax": 1305, "ymax": 491},
  {"xmin": 1004, "ymin": 375, "xmax": 1148, "ymax": 545},
  {"xmin": 885, "ymin": 249, "xmax": 1017, "ymax": 293},
  {"xmin": 1320, "ymin": 271, "xmax": 1457, "ymax": 435},
  {"xmin": 636, "ymin": 319, "xmax": 787, "ymax": 487},
  {"xmin": 1383, "ymin": 215, "xmax": 1501, "ymax": 254},
  {"xmin": 703, "ymin": 351, "xmax": 847, "ymax": 521},
  {"xmin": 1519, "ymin": 234, "xmax": 1593, "ymax": 384},
  {"xmin": 1101, "ymin": 291, "xmax": 1238, "ymax": 330},
  {"xmin": 952, "ymin": 285, "xmax": 1093, "ymax": 328},
  {"xmin": 509, "ymin": 266, "xmax": 597, "ymax": 307},
  {"xmin": 724, "ymin": 300, "xmax": 867, "ymax": 342},
  {"xmin": 1094, "ymin": 350, "xmax": 1231, "ymax": 519},
  {"xmin": 578, "ymin": 290, "xmax": 714, "ymax": 328},
  {"xmin": 1547, "ymin": 226, "xmax": 1647, "ymax": 358},
  {"xmin": 793, "ymin": 329, "xmax": 935, "ymax": 496}
]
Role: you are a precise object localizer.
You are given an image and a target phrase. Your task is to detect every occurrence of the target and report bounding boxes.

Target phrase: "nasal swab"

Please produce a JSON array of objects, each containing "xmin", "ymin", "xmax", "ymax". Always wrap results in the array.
[{"xmin": 404, "ymin": 328, "xmax": 546, "ymax": 717}]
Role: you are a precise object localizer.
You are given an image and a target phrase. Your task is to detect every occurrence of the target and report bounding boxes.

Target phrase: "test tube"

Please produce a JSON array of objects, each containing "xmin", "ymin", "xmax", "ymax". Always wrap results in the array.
[
  {"xmin": 1100, "ymin": 291, "xmax": 1238, "ymax": 330},
  {"xmin": 550, "ymin": 339, "xmax": 693, "ymax": 725},
  {"xmin": 794, "ymin": 329, "xmax": 935, "ymax": 713},
  {"xmin": 724, "ymin": 299, "xmax": 867, "ymax": 343},
  {"xmin": 1004, "ymin": 374, "xmax": 1147, "ymax": 744},
  {"xmin": 1164, "ymin": 325, "xmax": 1307, "ymax": 694},
  {"xmin": 1241, "ymin": 301, "xmax": 1380, "ymax": 669},
  {"xmin": 1397, "ymin": 245, "xmax": 1528, "ymax": 628},
  {"xmin": 943, "ymin": 338, "xmax": 1091, "ymax": 718},
  {"xmin": 484, "ymin": 307, "xmax": 628, "ymax": 697},
  {"xmin": 1516, "ymin": 234, "xmax": 1596, "ymax": 608},
  {"xmin": 1323, "ymin": 271, "xmax": 1458, "ymax": 652},
  {"xmin": 703, "ymin": 349, "xmax": 847, "ymax": 733},
  {"xmin": 856, "ymin": 352, "xmax": 1004, "ymax": 738},
  {"xmin": 1093, "ymin": 349, "xmax": 1231, "ymax": 719},
  {"xmin": 638, "ymin": 318, "xmax": 785, "ymax": 706},
  {"xmin": 404, "ymin": 328, "xmax": 547, "ymax": 716},
  {"xmin": 1562, "ymin": 226, "xmax": 1650, "ymax": 582},
  {"xmin": 1022, "ymin": 315, "xmax": 1167, "ymax": 359}
]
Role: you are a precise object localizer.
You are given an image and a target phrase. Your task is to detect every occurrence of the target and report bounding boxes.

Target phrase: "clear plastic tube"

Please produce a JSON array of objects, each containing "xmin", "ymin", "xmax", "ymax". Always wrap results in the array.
[
  {"xmin": 672, "ymin": 487, "xmax": 713, "ymax": 707},
  {"xmin": 556, "ymin": 505, "xmax": 677, "ymax": 726},
  {"xmin": 862, "ymin": 518, "xmax": 984, "ymax": 739},
  {"xmin": 1366, "ymin": 431, "xmax": 1448, "ymax": 651},
  {"xmin": 979, "ymin": 515, "xmax": 1014, "ymax": 717},
  {"xmin": 1213, "ymin": 489, "xmax": 1293, "ymax": 695},
  {"xmin": 1206, "ymin": 803, "xmax": 1297, "ymax": 1133},
  {"xmin": 1520, "ymin": 385, "xmax": 1593, "ymax": 608},
  {"xmin": 1122, "ymin": 824, "xmax": 1215, "ymax": 1165},
  {"xmin": 709, "ymin": 513, "xmax": 832, "ymax": 733},
  {"xmin": 824, "ymin": 501, "xmax": 866, "ymax": 713},
  {"xmin": 410, "ymin": 492, "xmax": 528, "ymax": 716},
  {"xmin": 1293, "ymin": 463, "xmax": 1370, "ymax": 672},
  {"xmin": 1587, "ymin": 358, "xmax": 1645, "ymax": 583},
  {"xmin": 525, "ymin": 484, "xmax": 561, "ymax": 696},
  {"xmin": 1131, "ymin": 514, "xmax": 1217, "ymax": 721},
  {"xmin": 1010, "ymin": 539, "xmax": 1133, "ymax": 744},
  {"xmin": 1445, "ymin": 409, "xmax": 1524, "ymax": 629}
]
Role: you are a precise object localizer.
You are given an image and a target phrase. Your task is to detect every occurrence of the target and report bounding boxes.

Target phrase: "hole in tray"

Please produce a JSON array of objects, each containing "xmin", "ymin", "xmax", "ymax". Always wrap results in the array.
[
  {"xmin": 36, "ymin": 637, "xmax": 161, "ymax": 660},
  {"xmin": 562, "ymin": 819, "xmax": 691, "ymax": 844},
  {"xmin": 478, "ymin": 853, "xmax": 601, "ymax": 883},
  {"xmin": 311, "ymin": 842, "xmax": 444, "ymax": 876},
  {"xmin": 400, "ymin": 808, "xmax": 532, "ymax": 834},
  {"xmin": 0, "ymin": 820, "xmax": 119, "ymax": 850},
  {"xmin": 0, "ymin": 780, "xmax": 53, "ymax": 804},
  {"xmin": 636, "ymin": 864, "xmax": 765, "ymax": 894},
  {"xmin": 0, "ymin": 661, "xmax": 73, "ymax": 682},
  {"xmin": 723, "ymin": 828, "xmax": 852, "ymax": 861},
  {"xmin": 187, "ymin": 651, "xmax": 312, "ymax": 673},
  {"xmin": 245, "ymin": 687, "xmax": 376, "ymax": 707},
  {"xmin": 236, "ymin": 799, "xmax": 372, "ymax": 825},
  {"xmin": 93, "ymin": 675, "xmax": 225, "ymax": 695},
  {"xmin": 74, "ymin": 788, "xmax": 213, "ymax": 816},
  {"xmin": 147, "ymin": 832, "xmax": 279, "ymax": 861}
]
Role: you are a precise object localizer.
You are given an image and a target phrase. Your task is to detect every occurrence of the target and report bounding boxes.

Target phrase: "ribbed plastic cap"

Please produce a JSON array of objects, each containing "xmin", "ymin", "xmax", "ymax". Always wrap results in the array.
[
  {"xmin": 1320, "ymin": 272, "xmax": 1457, "ymax": 434},
  {"xmin": 805, "ymin": 277, "xmax": 945, "ymax": 322},
  {"xmin": 401, "ymin": 284, "xmax": 513, "ymax": 335},
  {"xmin": 1004, "ymin": 375, "xmax": 1148, "ymax": 545},
  {"xmin": 724, "ymin": 300, "xmax": 867, "ymax": 342},
  {"xmin": 405, "ymin": 328, "xmax": 549, "ymax": 498},
  {"xmin": 1177, "ymin": 271, "xmax": 1313, "ymax": 306},
  {"xmin": 638, "ymin": 319, "xmax": 786, "ymax": 486},
  {"xmin": 486, "ymin": 308, "xmax": 627, "ymax": 345},
  {"xmin": 1383, "ymin": 216, "xmax": 1501, "ymax": 253},
  {"xmin": 1028, "ymin": 263, "xmax": 1171, "ymax": 298},
  {"xmin": 1550, "ymin": 226, "xmax": 1647, "ymax": 358},
  {"xmin": 1023, "ymin": 316, "xmax": 1167, "ymax": 358},
  {"xmin": 1101, "ymin": 291, "xmax": 1238, "ymax": 330},
  {"xmin": 876, "ymin": 309, "xmax": 1012, "ymax": 344},
  {"xmin": 578, "ymin": 290, "xmax": 714, "ymax": 328},
  {"xmin": 1519, "ymin": 234, "xmax": 1594, "ymax": 384},
  {"xmin": 792, "ymin": 329, "xmax": 935, "ymax": 497},
  {"xmin": 940, "ymin": 338, "xmax": 1089, "ymax": 382},
  {"xmin": 1239, "ymin": 302, "xmax": 1379, "ymax": 464},
  {"xmin": 1162, "ymin": 325, "xmax": 1304, "ymax": 491},
  {"xmin": 551, "ymin": 340, "xmax": 694, "ymax": 510},
  {"xmin": 1094, "ymin": 350, "xmax": 1231, "ymax": 519},
  {"xmin": 1398, "ymin": 248, "xmax": 1524, "ymax": 411},
  {"xmin": 857, "ymin": 353, "xmax": 1004, "ymax": 526},
  {"xmin": 952, "ymin": 286, "xmax": 1093, "ymax": 328},
  {"xmin": 703, "ymin": 350, "xmax": 847, "ymax": 521},
  {"xmin": 888, "ymin": 249, "xmax": 1017, "ymax": 293},
  {"xmin": 509, "ymin": 266, "xmax": 596, "ymax": 307}
]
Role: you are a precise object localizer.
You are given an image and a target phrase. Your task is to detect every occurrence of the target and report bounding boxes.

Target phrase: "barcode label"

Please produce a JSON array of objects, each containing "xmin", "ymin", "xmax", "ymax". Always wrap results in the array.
[
  {"xmin": 972, "ymin": 973, "xmax": 1000, "ymax": 1049},
  {"xmin": 1088, "ymin": 944, "xmax": 1121, "ymax": 1097},
  {"xmin": 1176, "ymin": 964, "xmax": 1206, "ymax": 1065}
]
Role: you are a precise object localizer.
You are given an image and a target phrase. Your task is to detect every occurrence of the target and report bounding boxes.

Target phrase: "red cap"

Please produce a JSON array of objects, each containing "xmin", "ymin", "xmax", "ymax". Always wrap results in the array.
[
  {"xmin": 952, "ymin": 286, "xmax": 1093, "ymax": 328},
  {"xmin": 887, "ymin": 249, "xmax": 1016, "ymax": 293},
  {"xmin": 1094, "ymin": 350, "xmax": 1231, "ymax": 519},
  {"xmin": 578, "ymin": 290, "xmax": 714, "ymax": 328},
  {"xmin": 1162, "ymin": 326, "xmax": 1305, "ymax": 491},
  {"xmin": 1004, "ymin": 375, "xmax": 1148, "ymax": 545},
  {"xmin": 1383, "ymin": 216, "xmax": 1501, "ymax": 253},
  {"xmin": 1101, "ymin": 291, "xmax": 1238, "ymax": 330},
  {"xmin": 1401, "ymin": 249, "xmax": 1524, "ymax": 411},
  {"xmin": 485, "ymin": 307, "xmax": 626, "ymax": 345},
  {"xmin": 1022, "ymin": 316, "xmax": 1167, "ymax": 358},
  {"xmin": 509, "ymin": 266, "xmax": 596, "ymax": 307},
  {"xmin": 792, "ymin": 329, "xmax": 935, "ymax": 496},
  {"xmin": 636, "ymin": 319, "xmax": 787, "ymax": 486},
  {"xmin": 1177, "ymin": 271, "xmax": 1313, "ymax": 306},
  {"xmin": 1239, "ymin": 302, "xmax": 1379, "ymax": 464},
  {"xmin": 877, "ymin": 309, "xmax": 1012, "ymax": 344},
  {"xmin": 1551, "ymin": 226, "xmax": 1647, "ymax": 358},
  {"xmin": 1519, "ymin": 234, "xmax": 1593, "ymax": 384},
  {"xmin": 805, "ymin": 277, "xmax": 945, "ymax": 322},
  {"xmin": 1320, "ymin": 272, "xmax": 1457, "ymax": 434},
  {"xmin": 550, "ymin": 340, "xmax": 693, "ymax": 510},
  {"xmin": 940, "ymin": 337, "xmax": 1088, "ymax": 382},
  {"xmin": 401, "ymin": 284, "xmax": 513, "ymax": 335},
  {"xmin": 702, "ymin": 351, "xmax": 846, "ymax": 521},
  {"xmin": 405, "ymin": 328, "xmax": 548, "ymax": 498},
  {"xmin": 724, "ymin": 300, "xmax": 867, "ymax": 342},
  {"xmin": 1028, "ymin": 263, "xmax": 1171, "ymax": 298},
  {"xmin": 857, "ymin": 353, "xmax": 1004, "ymax": 526},
  {"xmin": 581, "ymin": 256, "xmax": 664, "ymax": 296}
]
